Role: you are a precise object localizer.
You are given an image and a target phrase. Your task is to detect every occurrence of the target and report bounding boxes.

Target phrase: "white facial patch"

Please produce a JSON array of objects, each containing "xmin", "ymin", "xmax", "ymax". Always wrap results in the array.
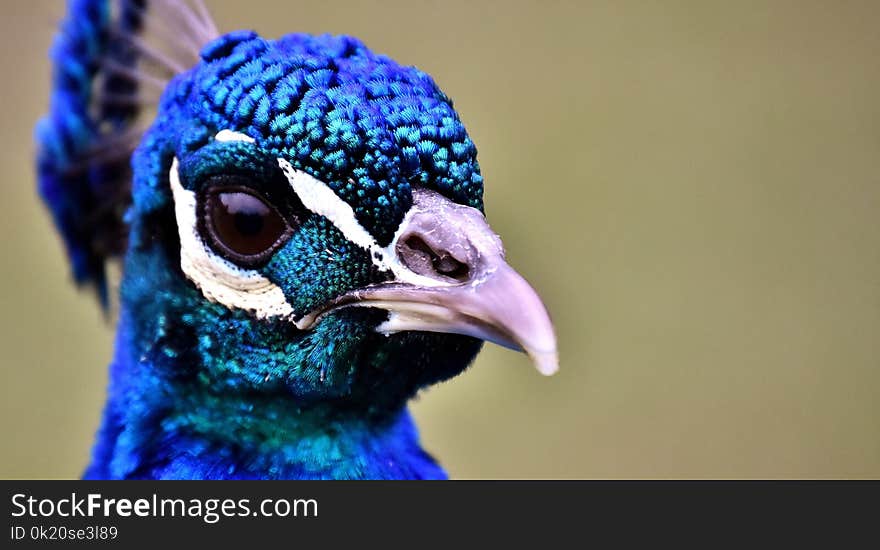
[
  {"xmin": 168, "ymin": 128, "xmax": 446, "ymax": 324},
  {"xmin": 169, "ymin": 157, "xmax": 294, "ymax": 320},
  {"xmin": 277, "ymin": 158, "xmax": 446, "ymax": 290}
]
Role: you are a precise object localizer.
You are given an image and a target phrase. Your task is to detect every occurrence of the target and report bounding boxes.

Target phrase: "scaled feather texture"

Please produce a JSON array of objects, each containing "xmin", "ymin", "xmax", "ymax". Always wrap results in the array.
[{"xmin": 36, "ymin": 0, "xmax": 557, "ymax": 479}]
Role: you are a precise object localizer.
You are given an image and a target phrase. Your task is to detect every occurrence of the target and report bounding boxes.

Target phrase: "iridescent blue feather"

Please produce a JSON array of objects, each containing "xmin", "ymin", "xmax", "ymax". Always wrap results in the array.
[
  {"xmin": 36, "ymin": 0, "xmax": 148, "ymax": 305},
  {"xmin": 37, "ymin": 0, "xmax": 524, "ymax": 480}
]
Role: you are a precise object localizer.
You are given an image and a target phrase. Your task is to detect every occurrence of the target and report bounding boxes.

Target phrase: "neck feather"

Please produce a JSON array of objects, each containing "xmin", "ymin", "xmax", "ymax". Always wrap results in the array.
[{"xmin": 84, "ymin": 312, "xmax": 445, "ymax": 480}]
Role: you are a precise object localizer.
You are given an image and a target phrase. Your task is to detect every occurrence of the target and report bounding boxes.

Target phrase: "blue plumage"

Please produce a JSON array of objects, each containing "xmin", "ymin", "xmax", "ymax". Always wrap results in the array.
[
  {"xmin": 37, "ymin": 0, "xmax": 557, "ymax": 479},
  {"xmin": 36, "ymin": 0, "xmax": 145, "ymax": 305}
]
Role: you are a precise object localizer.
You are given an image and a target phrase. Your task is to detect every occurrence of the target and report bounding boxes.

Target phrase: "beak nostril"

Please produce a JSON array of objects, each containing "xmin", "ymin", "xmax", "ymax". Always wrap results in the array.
[
  {"xmin": 434, "ymin": 255, "xmax": 469, "ymax": 279},
  {"xmin": 398, "ymin": 235, "xmax": 470, "ymax": 282}
]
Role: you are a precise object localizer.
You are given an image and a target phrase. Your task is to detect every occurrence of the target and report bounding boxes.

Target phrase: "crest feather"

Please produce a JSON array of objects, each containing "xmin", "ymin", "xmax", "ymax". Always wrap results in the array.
[{"xmin": 36, "ymin": 0, "xmax": 219, "ymax": 305}]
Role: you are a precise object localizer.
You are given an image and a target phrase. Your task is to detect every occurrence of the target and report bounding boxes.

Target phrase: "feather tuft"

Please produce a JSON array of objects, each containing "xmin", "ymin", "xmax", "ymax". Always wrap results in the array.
[{"xmin": 36, "ymin": 0, "xmax": 219, "ymax": 305}]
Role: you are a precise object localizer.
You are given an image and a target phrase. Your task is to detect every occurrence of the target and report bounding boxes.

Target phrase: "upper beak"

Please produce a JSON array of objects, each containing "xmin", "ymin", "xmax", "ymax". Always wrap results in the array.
[{"xmin": 295, "ymin": 189, "xmax": 559, "ymax": 376}]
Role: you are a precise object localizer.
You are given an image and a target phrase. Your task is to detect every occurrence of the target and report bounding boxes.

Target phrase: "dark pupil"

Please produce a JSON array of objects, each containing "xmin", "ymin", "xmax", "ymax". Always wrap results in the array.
[
  {"xmin": 232, "ymin": 210, "xmax": 264, "ymax": 236},
  {"xmin": 209, "ymin": 191, "xmax": 286, "ymax": 257}
]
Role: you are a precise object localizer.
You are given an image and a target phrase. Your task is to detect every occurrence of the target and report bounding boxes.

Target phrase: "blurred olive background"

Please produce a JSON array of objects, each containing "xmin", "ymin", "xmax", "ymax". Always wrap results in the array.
[{"xmin": 2, "ymin": 0, "xmax": 879, "ymax": 479}]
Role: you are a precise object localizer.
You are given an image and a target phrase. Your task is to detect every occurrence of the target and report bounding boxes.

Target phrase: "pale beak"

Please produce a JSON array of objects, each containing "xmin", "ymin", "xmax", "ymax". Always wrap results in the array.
[{"xmin": 295, "ymin": 189, "xmax": 559, "ymax": 375}]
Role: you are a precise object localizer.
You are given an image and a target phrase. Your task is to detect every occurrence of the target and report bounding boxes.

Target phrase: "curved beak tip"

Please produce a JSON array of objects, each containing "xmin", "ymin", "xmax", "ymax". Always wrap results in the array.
[{"xmin": 529, "ymin": 348, "xmax": 560, "ymax": 376}]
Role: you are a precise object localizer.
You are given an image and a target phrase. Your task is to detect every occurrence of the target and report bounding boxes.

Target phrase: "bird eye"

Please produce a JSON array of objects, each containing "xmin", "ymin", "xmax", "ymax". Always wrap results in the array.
[{"xmin": 201, "ymin": 187, "xmax": 291, "ymax": 267}]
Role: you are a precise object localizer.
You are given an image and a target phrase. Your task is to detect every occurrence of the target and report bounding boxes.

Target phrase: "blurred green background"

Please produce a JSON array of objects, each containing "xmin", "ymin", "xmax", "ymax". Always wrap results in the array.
[{"xmin": 2, "ymin": 0, "xmax": 879, "ymax": 478}]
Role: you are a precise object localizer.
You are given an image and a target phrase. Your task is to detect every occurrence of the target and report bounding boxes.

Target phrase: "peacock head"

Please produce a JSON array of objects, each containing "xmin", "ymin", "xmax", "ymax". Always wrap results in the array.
[{"xmin": 124, "ymin": 30, "xmax": 556, "ymax": 406}]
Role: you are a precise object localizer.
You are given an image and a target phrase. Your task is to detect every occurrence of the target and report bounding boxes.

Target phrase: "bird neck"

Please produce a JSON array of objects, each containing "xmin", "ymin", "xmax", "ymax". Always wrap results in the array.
[{"xmin": 85, "ymin": 313, "xmax": 446, "ymax": 480}]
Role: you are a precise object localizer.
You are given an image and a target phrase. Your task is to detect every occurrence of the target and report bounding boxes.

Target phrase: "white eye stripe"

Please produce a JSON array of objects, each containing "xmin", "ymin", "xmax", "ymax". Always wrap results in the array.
[
  {"xmin": 169, "ymin": 158, "xmax": 294, "ymax": 320},
  {"xmin": 276, "ymin": 158, "xmax": 446, "ymax": 289},
  {"xmin": 277, "ymin": 158, "xmax": 376, "ymax": 251},
  {"xmin": 214, "ymin": 129, "xmax": 255, "ymax": 143}
]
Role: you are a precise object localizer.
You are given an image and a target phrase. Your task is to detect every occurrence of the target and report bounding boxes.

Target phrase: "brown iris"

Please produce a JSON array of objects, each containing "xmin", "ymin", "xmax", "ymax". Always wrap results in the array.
[{"xmin": 203, "ymin": 188, "xmax": 290, "ymax": 266}]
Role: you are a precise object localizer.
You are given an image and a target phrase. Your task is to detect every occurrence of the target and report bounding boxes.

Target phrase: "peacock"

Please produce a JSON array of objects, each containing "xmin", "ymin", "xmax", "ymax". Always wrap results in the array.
[{"xmin": 36, "ymin": 0, "xmax": 557, "ymax": 479}]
